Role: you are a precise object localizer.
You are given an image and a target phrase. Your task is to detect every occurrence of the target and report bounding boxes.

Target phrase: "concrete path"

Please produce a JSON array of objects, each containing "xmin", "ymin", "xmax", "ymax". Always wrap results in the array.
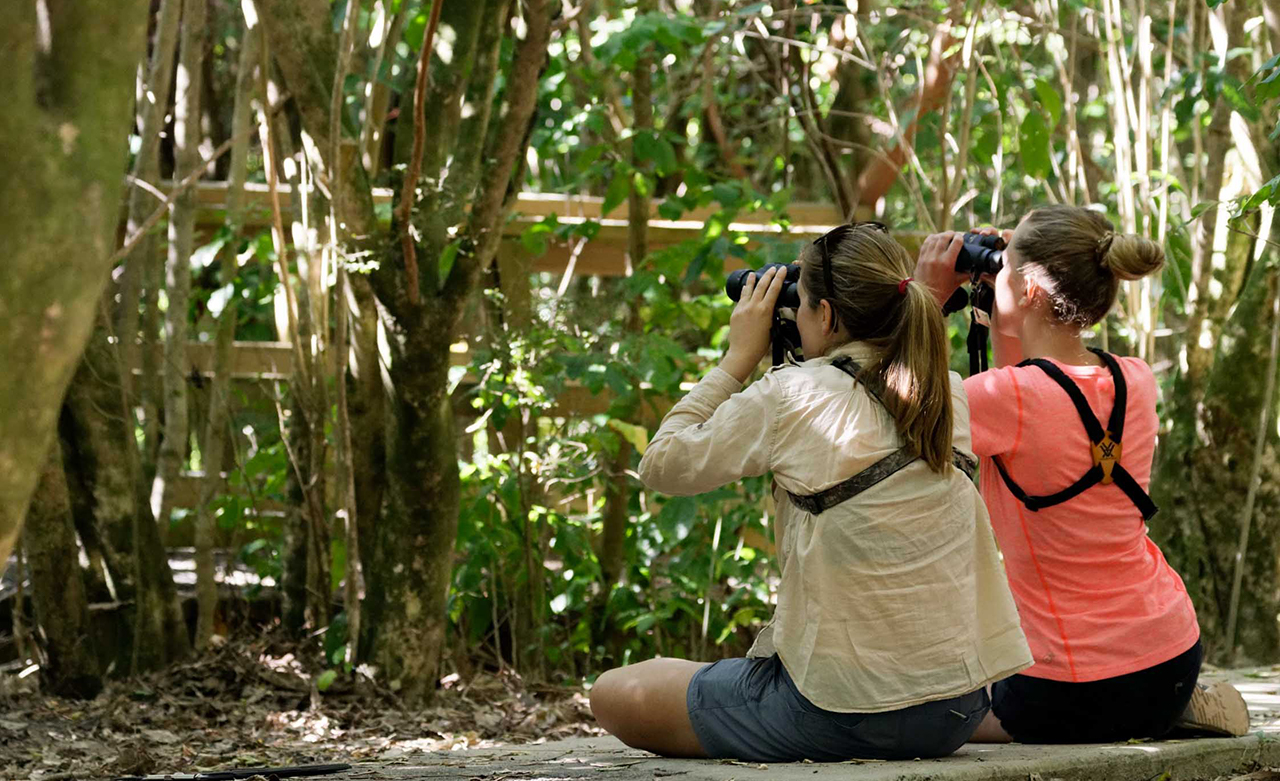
[{"xmin": 328, "ymin": 669, "xmax": 1280, "ymax": 781}]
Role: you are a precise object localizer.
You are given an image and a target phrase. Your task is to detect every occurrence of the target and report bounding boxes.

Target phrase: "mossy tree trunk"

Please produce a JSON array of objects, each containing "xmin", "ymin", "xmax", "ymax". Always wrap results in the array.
[
  {"xmin": 62, "ymin": 324, "xmax": 191, "ymax": 672},
  {"xmin": 0, "ymin": 0, "xmax": 150, "ymax": 569},
  {"xmin": 26, "ymin": 440, "xmax": 101, "ymax": 699},
  {"xmin": 259, "ymin": 0, "xmax": 552, "ymax": 701},
  {"xmin": 1152, "ymin": 250, "xmax": 1280, "ymax": 664}
]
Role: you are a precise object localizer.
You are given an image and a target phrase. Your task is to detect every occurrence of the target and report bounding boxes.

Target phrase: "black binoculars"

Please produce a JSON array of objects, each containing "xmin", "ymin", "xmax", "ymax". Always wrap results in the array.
[
  {"xmin": 955, "ymin": 233, "xmax": 1005, "ymax": 277},
  {"xmin": 725, "ymin": 263, "xmax": 803, "ymax": 309}
]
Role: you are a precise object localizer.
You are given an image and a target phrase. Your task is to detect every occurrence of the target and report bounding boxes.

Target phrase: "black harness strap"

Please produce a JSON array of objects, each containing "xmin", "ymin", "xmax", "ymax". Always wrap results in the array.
[
  {"xmin": 992, "ymin": 348, "xmax": 1158, "ymax": 521},
  {"xmin": 787, "ymin": 356, "xmax": 978, "ymax": 515}
]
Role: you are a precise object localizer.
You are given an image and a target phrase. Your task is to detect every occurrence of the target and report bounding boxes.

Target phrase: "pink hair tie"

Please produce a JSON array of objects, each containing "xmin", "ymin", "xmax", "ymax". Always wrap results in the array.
[{"xmin": 897, "ymin": 277, "xmax": 913, "ymax": 295}]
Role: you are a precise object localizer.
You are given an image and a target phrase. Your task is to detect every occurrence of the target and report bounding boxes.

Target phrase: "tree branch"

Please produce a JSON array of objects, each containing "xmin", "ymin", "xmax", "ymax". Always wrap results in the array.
[
  {"xmin": 395, "ymin": 0, "xmax": 444, "ymax": 307},
  {"xmin": 442, "ymin": 0, "xmax": 554, "ymax": 318}
]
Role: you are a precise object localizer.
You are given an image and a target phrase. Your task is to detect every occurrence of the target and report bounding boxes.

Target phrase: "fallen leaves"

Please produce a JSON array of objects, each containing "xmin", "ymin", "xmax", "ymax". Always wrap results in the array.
[{"xmin": 0, "ymin": 631, "xmax": 602, "ymax": 781}]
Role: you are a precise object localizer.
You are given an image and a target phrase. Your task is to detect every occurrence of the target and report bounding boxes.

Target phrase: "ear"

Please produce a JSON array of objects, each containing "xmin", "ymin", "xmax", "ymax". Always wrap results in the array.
[
  {"xmin": 821, "ymin": 299, "xmax": 838, "ymax": 335},
  {"xmin": 1021, "ymin": 275, "xmax": 1046, "ymax": 309}
]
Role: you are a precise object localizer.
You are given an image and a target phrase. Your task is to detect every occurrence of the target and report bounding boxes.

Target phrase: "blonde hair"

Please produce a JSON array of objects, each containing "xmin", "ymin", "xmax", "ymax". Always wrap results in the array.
[
  {"xmin": 1014, "ymin": 205, "xmax": 1164, "ymax": 327},
  {"xmin": 800, "ymin": 226, "xmax": 954, "ymax": 473}
]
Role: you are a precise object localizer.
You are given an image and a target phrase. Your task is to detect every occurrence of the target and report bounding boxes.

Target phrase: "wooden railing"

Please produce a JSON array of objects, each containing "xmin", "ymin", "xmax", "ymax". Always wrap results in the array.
[
  {"xmin": 185, "ymin": 181, "xmax": 929, "ymax": 276},
  {"xmin": 157, "ymin": 182, "xmax": 928, "ymax": 517}
]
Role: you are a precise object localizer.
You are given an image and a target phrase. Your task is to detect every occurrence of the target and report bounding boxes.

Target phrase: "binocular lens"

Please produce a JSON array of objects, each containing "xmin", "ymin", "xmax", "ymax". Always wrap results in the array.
[{"xmin": 726, "ymin": 264, "xmax": 802, "ymax": 310}]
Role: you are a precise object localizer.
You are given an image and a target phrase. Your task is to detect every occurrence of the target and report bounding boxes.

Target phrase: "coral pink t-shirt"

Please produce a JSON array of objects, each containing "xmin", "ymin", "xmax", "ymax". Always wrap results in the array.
[{"xmin": 964, "ymin": 356, "xmax": 1199, "ymax": 682}]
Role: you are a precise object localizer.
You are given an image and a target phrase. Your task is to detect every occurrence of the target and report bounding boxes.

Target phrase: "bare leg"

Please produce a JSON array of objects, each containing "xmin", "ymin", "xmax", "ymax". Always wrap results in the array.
[
  {"xmin": 590, "ymin": 658, "xmax": 710, "ymax": 757},
  {"xmin": 969, "ymin": 708, "xmax": 1014, "ymax": 743}
]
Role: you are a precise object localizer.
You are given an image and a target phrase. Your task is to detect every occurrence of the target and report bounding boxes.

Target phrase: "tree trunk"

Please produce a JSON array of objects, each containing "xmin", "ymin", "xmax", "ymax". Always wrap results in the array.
[
  {"xmin": 1184, "ymin": 0, "xmax": 1247, "ymax": 394},
  {"xmin": 258, "ymin": 0, "xmax": 552, "ymax": 701},
  {"xmin": 26, "ymin": 440, "xmax": 102, "ymax": 699},
  {"xmin": 194, "ymin": 13, "xmax": 258, "ymax": 650},
  {"xmin": 368, "ymin": 332, "xmax": 458, "ymax": 701},
  {"xmin": 153, "ymin": 0, "xmax": 207, "ymax": 537},
  {"xmin": 1153, "ymin": 254, "xmax": 1280, "ymax": 664},
  {"xmin": 118, "ymin": 0, "xmax": 182, "ymax": 412},
  {"xmin": 62, "ymin": 321, "xmax": 190, "ymax": 672},
  {"xmin": 349, "ymin": 273, "xmax": 385, "ymax": 583},
  {"xmin": 0, "ymin": 0, "xmax": 150, "ymax": 569}
]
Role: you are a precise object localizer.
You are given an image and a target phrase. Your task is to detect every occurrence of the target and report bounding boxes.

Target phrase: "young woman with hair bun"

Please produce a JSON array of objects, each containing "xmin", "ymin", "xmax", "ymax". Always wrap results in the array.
[
  {"xmin": 917, "ymin": 205, "xmax": 1249, "ymax": 744},
  {"xmin": 589, "ymin": 223, "xmax": 1033, "ymax": 762}
]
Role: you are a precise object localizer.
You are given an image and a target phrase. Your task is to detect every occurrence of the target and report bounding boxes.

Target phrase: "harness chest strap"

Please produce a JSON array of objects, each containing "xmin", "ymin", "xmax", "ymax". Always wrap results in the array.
[
  {"xmin": 787, "ymin": 356, "xmax": 977, "ymax": 516},
  {"xmin": 991, "ymin": 349, "xmax": 1158, "ymax": 521}
]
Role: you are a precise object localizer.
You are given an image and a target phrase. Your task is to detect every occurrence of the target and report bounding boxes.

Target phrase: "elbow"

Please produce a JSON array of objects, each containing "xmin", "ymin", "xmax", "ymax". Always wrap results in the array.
[
  {"xmin": 636, "ymin": 450, "xmax": 666, "ymax": 492},
  {"xmin": 637, "ymin": 449, "xmax": 694, "ymax": 496}
]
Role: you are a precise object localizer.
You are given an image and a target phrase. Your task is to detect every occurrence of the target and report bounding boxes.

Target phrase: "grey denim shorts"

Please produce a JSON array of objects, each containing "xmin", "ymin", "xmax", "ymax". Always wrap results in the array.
[{"xmin": 686, "ymin": 654, "xmax": 989, "ymax": 763}]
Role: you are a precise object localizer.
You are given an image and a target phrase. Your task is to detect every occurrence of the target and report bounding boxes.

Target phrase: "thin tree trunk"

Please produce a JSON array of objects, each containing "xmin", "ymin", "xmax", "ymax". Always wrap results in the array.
[
  {"xmin": 331, "ymin": 0, "xmax": 363, "ymax": 666},
  {"xmin": 349, "ymin": 273, "xmax": 385, "ymax": 588},
  {"xmin": 26, "ymin": 440, "xmax": 102, "ymax": 699},
  {"xmin": 119, "ymin": 0, "xmax": 182, "ymax": 413},
  {"xmin": 599, "ymin": 15, "xmax": 653, "ymax": 595},
  {"xmin": 1185, "ymin": 1, "xmax": 1246, "ymax": 394},
  {"xmin": 193, "ymin": 14, "xmax": 258, "ymax": 651},
  {"xmin": 152, "ymin": 0, "xmax": 207, "ymax": 538}
]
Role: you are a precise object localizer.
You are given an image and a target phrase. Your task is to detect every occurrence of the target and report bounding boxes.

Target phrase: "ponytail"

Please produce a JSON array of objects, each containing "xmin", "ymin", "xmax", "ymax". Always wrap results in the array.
[
  {"xmin": 800, "ymin": 227, "xmax": 954, "ymax": 473},
  {"xmin": 872, "ymin": 282, "xmax": 954, "ymax": 473}
]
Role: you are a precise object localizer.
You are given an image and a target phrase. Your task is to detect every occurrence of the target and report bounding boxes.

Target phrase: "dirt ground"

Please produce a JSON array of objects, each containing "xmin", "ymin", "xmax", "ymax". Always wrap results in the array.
[{"xmin": 7, "ymin": 636, "xmax": 1280, "ymax": 781}]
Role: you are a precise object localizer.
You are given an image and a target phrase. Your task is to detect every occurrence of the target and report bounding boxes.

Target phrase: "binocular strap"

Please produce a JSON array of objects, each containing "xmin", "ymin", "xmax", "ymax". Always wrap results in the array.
[{"xmin": 786, "ymin": 357, "xmax": 979, "ymax": 516}]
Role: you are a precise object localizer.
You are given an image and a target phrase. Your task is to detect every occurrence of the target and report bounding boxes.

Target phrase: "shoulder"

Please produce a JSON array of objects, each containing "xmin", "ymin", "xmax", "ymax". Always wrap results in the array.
[
  {"xmin": 962, "ymin": 364, "xmax": 1022, "ymax": 399},
  {"xmin": 1114, "ymin": 355, "xmax": 1156, "ymax": 381},
  {"xmin": 1113, "ymin": 355, "xmax": 1158, "ymax": 400},
  {"xmin": 948, "ymin": 371, "xmax": 969, "ymax": 409}
]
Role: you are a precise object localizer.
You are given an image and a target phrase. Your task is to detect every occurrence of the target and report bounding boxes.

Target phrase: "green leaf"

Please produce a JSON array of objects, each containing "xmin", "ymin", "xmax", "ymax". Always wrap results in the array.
[
  {"xmin": 1189, "ymin": 201, "xmax": 1217, "ymax": 221},
  {"xmin": 437, "ymin": 241, "xmax": 460, "ymax": 291},
  {"xmin": 1240, "ymin": 174, "xmax": 1280, "ymax": 212},
  {"xmin": 1034, "ymin": 79, "xmax": 1063, "ymax": 127},
  {"xmin": 1019, "ymin": 111, "xmax": 1052, "ymax": 179},
  {"xmin": 607, "ymin": 419, "xmax": 649, "ymax": 456},
  {"xmin": 1206, "ymin": 0, "xmax": 1227, "ymax": 9},
  {"xmin": 1270, "ymin": 114, "xmax": 1280, "ymax": 142},
  {"xmin": 316, "ymin": 669, "xmax": 338, "ymax": 692},
  {"xmin": 634, "ymin": 131, "xmax": 678, "ymax": 175},
  {"xmin": 711, "ymin": 181, "xmax": 743, "ymax": 209},
  {"xmin": 1220, "ymin": 78, "xmax": 1261, "ymax": 122},
  {"xmin": 1257, "ymin": 66, "xmax": 1280, "ymax": 102},
  {"xmin": 602, "ymin": 169, "xmax": 631, "ymax": 217},
  {"xmin": 658, "ymin": 198, "xmax": 685, "ymax": 220}
]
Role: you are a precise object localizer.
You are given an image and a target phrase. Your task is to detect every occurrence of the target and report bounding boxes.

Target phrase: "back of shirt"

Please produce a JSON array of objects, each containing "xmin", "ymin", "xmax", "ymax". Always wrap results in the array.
[{"xmin": 964, "ymin": 356, "xmax": 1199, "ymax": 683}]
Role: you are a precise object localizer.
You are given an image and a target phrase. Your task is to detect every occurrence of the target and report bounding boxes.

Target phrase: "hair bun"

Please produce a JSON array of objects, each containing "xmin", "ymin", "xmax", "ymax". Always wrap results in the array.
[{"xmin": 1102, "ymin": 233, "xmax": 1164, "ymax": 281}]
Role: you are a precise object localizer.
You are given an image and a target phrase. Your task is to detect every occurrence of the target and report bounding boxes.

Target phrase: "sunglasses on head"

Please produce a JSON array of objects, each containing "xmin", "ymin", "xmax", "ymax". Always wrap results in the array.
[{"xmin": 812, "ymin": 222, "xmax": 889, "ymax": 322}]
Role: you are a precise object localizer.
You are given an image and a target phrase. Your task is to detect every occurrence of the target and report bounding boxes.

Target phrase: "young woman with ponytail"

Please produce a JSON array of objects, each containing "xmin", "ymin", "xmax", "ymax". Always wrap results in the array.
[
  {"xmin": 917, "ymin": 205, "xmax": 1249, "ymax": 744},
  {"xmin": 590, "ymin": 223, "xmax": 1033, "ymax": 763}
]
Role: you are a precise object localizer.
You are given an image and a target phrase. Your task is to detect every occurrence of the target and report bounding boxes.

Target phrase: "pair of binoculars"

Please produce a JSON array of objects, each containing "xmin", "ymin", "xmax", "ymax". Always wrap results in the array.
[{"xmin": 724, "ymin": 233, "xmax": 1005, "ymax": 308}]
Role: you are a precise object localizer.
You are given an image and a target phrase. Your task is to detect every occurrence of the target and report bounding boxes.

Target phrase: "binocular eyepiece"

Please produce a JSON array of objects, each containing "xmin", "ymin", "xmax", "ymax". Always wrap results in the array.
[
  {"xmin": 955, "ymin": 233, "xmax": 1005, "ymax": 277},
  {"xmin": 725, "ymin": 263, "xmax": 803, "ymax": 309}
]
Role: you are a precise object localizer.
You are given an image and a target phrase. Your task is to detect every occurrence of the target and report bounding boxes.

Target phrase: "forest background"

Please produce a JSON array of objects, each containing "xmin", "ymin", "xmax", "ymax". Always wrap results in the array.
[{"xmin": 3, "ymin": 0, "xmax": 1280, "ymax": 772}]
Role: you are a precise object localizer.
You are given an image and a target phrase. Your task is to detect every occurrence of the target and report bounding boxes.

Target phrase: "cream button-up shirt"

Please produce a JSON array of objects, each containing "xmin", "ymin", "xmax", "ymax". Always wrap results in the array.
[{"xmin": 638, "ymin": 342, "xmax": 1032, "ymax": 713}]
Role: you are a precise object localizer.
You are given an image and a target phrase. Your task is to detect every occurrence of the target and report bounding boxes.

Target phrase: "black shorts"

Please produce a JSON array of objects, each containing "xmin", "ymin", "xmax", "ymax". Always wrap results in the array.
[{"xmin": 991, "ymin": 639, "xmax": 1203, "ymax": 743}]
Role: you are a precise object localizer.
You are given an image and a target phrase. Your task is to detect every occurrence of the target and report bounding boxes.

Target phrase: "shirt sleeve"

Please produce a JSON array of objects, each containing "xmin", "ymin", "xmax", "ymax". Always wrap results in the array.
[
  {"xmin": 637, "ymin": 366, "xmax": 780, "ymax": 496},
  {"xmin": 962, "ymin": 366, "xmax": 1022, "ymax": 458},
  {"xmin": 948, "ymin": 371, "xmax": 976, "ymax": 461}
]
